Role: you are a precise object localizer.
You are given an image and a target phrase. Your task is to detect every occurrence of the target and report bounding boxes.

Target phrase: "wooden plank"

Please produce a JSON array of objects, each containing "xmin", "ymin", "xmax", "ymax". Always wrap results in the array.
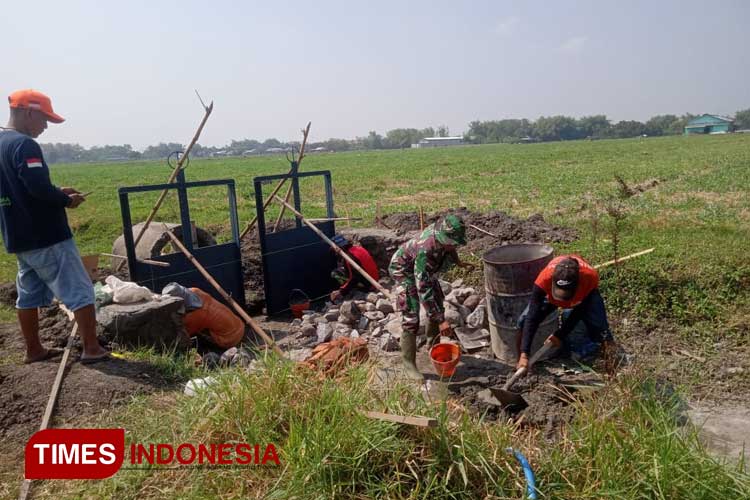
[{"xmin": 363, "ymin": 411, "xmax": 438, "ymax": 428}]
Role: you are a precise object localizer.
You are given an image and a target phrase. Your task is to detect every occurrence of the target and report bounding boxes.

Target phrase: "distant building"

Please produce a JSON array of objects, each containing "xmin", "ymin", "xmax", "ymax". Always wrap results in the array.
[
  {"xmin": 411, "ymin": 136, "xmax": 465, "ymax": 148},
  {"xmin": 684, "ymin": 114, "xmax": 735, "ymax": 135}
]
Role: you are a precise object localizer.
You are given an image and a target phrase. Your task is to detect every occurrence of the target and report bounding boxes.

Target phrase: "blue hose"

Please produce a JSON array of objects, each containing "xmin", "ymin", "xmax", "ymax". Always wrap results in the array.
[{"xmin": 506, "ymin": 447, "xmax": 538, "ymax": 499}]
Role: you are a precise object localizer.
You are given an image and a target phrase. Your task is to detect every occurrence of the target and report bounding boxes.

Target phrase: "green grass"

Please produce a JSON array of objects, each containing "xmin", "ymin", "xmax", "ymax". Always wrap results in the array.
[{"xmin": 38, "ymin": 356, "xmax": 749, "ymax": 499}]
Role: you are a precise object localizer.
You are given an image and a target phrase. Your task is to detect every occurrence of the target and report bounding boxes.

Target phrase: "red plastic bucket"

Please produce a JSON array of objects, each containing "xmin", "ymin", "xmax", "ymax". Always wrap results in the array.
[
  {"xmin": 430, "ymin": 342, "xmax": 461, "ymax": 377},
  {"xmin": 290, "ymin": 301, "xmax": 310, "ymax": 319}
]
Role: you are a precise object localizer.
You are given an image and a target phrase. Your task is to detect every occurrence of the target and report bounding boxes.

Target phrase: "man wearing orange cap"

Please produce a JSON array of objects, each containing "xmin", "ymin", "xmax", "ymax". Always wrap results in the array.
[
  {"xmin": 516, "ymin": 254, "xmax": 620, "ymax": 371},
  {"xmin": 1, "ymin": 89, "xmax": 109, "ymax": 363}
]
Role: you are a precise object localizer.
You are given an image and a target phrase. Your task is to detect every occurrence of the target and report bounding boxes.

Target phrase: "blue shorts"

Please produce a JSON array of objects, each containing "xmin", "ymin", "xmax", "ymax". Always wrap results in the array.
[{"xmin": 15, "ymin": 238, "xmax": 95, "ymax": 311}]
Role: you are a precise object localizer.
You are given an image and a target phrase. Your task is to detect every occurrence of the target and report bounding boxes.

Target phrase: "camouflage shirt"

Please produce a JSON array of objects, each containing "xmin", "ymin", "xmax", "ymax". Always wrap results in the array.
[{"xmin": 389, "ymin": 224, "xmax": 458, "ymax": 322}]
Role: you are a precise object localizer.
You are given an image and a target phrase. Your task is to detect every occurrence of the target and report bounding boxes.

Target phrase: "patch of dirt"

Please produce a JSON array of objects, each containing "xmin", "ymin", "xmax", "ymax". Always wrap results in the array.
[
  {"xmin": 0, "ymin": 306, "xmax": 176, "ymax": 450},
  {"xmin": 0, "ymin": 282, "xmax": 17, "ymax": 306},
  {"xmin": 381, "ymin": 207, "xmax": 578, "ymax": 256},
  {"xmin": 446, "ymin": 355, "xmax": 600, "ymax": 439}
]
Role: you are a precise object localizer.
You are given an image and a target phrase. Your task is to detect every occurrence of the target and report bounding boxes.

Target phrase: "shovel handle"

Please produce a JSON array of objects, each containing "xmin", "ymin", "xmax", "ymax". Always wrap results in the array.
[{"xmin": 502, "ymin": 366, "xmax": 528, "ymax": 390}]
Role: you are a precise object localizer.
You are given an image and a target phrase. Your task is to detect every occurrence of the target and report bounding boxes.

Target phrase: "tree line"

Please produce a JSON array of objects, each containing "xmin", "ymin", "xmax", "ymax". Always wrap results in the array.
[{"xmin": 40, "ymin": 109, "xmax": 750, "ymax": 164}]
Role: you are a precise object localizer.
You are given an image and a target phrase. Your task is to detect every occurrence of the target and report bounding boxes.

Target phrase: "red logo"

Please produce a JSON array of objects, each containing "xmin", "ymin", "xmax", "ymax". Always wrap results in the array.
[{"xmin": 25, "ymin": 429, "xmax": 125, "ymax": 479}]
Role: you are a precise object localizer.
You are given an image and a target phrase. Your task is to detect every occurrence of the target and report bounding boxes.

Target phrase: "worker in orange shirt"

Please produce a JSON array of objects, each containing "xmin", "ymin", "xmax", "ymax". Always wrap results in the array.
[{"xmin": 516, "ymin": 255, "xmax": 620, "ymax": 370}]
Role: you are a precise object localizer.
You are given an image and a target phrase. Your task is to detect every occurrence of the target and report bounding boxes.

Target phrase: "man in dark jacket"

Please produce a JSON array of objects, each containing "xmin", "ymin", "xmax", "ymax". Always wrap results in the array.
[{"xmin": 0, "ymin": 89, "xmax": 108, "ymax": 363}]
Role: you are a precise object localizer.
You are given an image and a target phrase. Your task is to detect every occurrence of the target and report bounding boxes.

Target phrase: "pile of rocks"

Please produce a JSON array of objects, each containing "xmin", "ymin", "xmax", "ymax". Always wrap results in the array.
[{"xmin": 287, "ymin": 278, "xmax": 490, "ymax": 354}]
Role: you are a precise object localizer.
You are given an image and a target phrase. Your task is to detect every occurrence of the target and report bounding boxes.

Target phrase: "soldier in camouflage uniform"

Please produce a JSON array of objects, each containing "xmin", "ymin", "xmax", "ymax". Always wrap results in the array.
[{"xmin": 388, "ymin": 214, "xmax": 473, "ymax": 380}]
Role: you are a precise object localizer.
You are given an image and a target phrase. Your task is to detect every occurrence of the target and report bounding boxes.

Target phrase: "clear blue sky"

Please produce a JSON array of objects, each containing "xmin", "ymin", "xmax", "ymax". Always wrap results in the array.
[{"xmin": 2, "ymin": 0, "xmax": 748, "ymax": 148}]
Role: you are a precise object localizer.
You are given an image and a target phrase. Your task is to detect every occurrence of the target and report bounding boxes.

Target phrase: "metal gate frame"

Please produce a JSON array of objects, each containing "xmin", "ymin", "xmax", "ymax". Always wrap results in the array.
[
  {"xmin": 253, "ymin": 167, "xmax": 337, "ymax": 315},
  {"xmin": 118, "ymin": 170, "xmax": 245, "ymax": 307}
]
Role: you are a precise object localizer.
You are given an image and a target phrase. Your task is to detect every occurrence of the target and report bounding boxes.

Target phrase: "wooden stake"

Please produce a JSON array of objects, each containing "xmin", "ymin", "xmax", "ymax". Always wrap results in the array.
[
  {"xmin": 594, "ymin": 248, "xmax": 654, "ymax": 269},
  {"xmin": 363, "ymin": 411, "xmax": 437, "ymax": 428},
  {"xmin": 18, "ymin": 322, "xmax": 78, "ymax": 500},
  {"xmin": 241, "ymin": 122, "xmax": 312, "ymax": 239},
  {"xmin": 273, "ymin": 122, "xmax": 312, "ymax": 232},
  {"xmin": 418, "ymin": 205, "xmax": 425, "ymax": 231},
  {"xmin": 115, "ymin": 100, "xmax": 214, "ymax": 272},
  {"xmin": 161, "ymin": 225, "xmax": 285, "ymax": 357},
  {"xmin": 272, "ymin": 196, "xmax": 393, "ymax": 301},
  {"xmin": 469, "ymin": 224, "xmax": 499, "ymax": 238}
]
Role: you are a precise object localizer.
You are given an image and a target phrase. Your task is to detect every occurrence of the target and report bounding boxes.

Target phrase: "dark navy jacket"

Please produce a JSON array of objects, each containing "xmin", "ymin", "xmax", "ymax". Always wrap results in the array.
[{"xmin": 0, "ymin": 130, "xmax": 72, "ymax": 253}]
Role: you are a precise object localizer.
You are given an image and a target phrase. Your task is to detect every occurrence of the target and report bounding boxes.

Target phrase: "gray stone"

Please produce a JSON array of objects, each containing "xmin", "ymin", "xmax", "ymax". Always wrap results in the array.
[
  {"xmin": 444, "ymin": 307, "xmax": 464, "ymax": 327},
  {"xmin": 333, "ymin": 323, "xmax": 352, "ymax": 339},
  {"xmin": 726, "ymin": 367, "xmax": 745, "ymax": 376},
  {"xmin": 376, "ymin": 298, "xmax": 395, "ymax": 315},
  {"xmin": 366, "ymin": 293, "xmax": 379, "ymax": 304},
  {"xmin": 300, "ymin": 324, "xmax": 317, "ymax": 338},
  {"xmin": 466, "ymin": 304, "xmax": 488, "ymax": 329},
  {"xmin": 357, "ymin": 316, "xmax": 370, "ymax": 332},
  {"xmin": 439, "ymin": 280, "xmax": 452, "ymax": 295},
  {"xmin": 451, "ymin": 278, "xmax": 464, "ymax": 289},
  {"xmin": 386, "ymin": 317, "xmax": 403, "ymax": 337},
  {"xmin": 302, "ymin": 310, "xmax": 315, "ymax": 316},
  {"xmin": 232, "ymin": 349, "xmax": 253, "ymax": 368},
  {"xmin": 97, "ymin": 296, "xmax": 189, "ymax": 350},
  {"xmin": 314, "ymin": 316, "xmax": 328, "ymax": 325},
  {"xmin": 290, "ymin": 318, "xmax": 303, "ymax": 328},
  {"xmin": 287, "ymin": 348, "xmax": 313, "ymax": 362},
  {"xmin": 357, "ymin": 302, "xmax": 369, "ymax": 313},
  {"xmin": 302, "ymin": 314, "xmax": 314, "ymax": 322},
  {"xmin": 220, "ymin": 347, "xmax": 239, "ymax": 366},
  {"xmin": 365, "ymin": 310, "xmax": 386, "ymax": 321},
  {"xmin": 339, "ymin": 301, "xmax": 362, "ymax": 324},
  {"xmin": 350, "ymin": 330, "xmax": 360, "ymax": 338},
  {"xmin": 463, "ymin": 294, "xmax": 481, "ymax": 311},
  {"xmin": 379, "ymin": 334, "xmax": 400, "ymax": 352},
  {"xmin": 371, "ymin": 326, "xmax": 384, "ymax": 338},
  {"xmin": 316, "ymin": 322, "xmax": 333, "ymax": 343},
  {"xmin": 365, "ymin": 303, "xmax": 376, "ymax": 312},
  {"xmin": 202, "ymin": 351, "xmax": 221, "ymax": 369},
  {"xmin": 453, "ymin": 287, "xmax": 476, "ymax": 303},
  {"xmin": 324, "ymin": 310, "xmax": 340, "ymax": 322}
]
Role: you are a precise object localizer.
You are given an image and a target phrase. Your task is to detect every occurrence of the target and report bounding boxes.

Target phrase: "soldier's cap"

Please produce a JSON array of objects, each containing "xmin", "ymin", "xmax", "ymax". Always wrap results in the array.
[
  {"xmin": 8, "ymin": 89, "xmax": 65, "ymax": 123},
  {"xmin": 435, "ymin": 214, "xmax": 467, "ymax": 246},
  {"xmin": 551, "ymin": 257, "xmax": 579, "ymax": 301}
]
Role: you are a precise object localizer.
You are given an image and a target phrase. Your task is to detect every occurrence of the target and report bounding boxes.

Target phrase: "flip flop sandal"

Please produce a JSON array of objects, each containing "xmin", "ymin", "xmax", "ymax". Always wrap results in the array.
[{"xmin": 24, "ymin": 348, "xmax": 63, "ymax": 364}]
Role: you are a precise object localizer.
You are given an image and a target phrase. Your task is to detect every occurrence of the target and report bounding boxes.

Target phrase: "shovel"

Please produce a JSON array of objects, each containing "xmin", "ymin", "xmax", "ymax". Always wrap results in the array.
[{"xmin": 490, "ymin": 341, "xmax": 558, "ymax": 409}]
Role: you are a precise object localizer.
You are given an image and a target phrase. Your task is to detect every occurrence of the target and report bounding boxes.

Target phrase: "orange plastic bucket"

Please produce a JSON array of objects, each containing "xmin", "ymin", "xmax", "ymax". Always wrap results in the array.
[
  {"xmin": 430, "ymin": 342, "xmax": 461, "ymax": 377},
  {"xmin": 290, "ymin": 301, "xmax": 310, "ymax": 319}
]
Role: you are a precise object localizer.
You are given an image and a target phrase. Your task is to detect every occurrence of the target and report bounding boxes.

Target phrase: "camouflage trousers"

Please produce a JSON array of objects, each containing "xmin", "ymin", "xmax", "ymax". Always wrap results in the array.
[{"xmin": 389, "ymin": 263, "xmax": 442, "ymax": 336}]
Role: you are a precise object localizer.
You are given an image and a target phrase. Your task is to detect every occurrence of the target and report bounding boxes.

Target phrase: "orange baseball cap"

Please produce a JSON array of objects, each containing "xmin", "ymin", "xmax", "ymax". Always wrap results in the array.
[{"xmin": 8, "ymin": 89, "xmax": 65, "ymax": 123}]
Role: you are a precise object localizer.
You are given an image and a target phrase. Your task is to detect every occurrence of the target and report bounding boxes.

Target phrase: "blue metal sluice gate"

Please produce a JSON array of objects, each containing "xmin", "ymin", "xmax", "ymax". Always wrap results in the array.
[
  {"xmin": 118, "ymin": 169, "xmax": 245, "ymax": 307},
  {"xmin": 253, "ymin": 166, "xmax": 338, "ymax": 315}
]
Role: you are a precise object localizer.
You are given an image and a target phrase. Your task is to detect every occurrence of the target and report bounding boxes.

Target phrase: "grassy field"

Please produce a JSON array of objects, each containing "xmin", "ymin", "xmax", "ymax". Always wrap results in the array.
[
  {"xmin": 7, "ymin": 133, "xmax": 749, "ymax": 335},
  {"xmin": 3, "ymin": 134, "xmax": 750, "ymax": 498}
]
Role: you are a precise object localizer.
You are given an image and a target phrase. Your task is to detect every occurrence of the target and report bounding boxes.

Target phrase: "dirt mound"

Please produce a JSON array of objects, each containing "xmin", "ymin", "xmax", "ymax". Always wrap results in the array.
[{"xmin": 381, "ymin": 207, "xmax": 577, "ymax": 256}]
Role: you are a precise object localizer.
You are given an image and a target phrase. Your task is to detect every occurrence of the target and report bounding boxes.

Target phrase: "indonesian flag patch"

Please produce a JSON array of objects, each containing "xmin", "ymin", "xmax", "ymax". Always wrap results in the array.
[{"xmin": 26, "ymin": 158, "xmax": 43, "ymax": 168}]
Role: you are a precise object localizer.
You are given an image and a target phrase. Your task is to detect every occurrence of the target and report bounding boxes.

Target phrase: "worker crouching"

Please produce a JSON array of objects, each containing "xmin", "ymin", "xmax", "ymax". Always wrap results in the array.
[{"xmin": 517, "ymin": 254, "xmax": 623, "ymax": 373}]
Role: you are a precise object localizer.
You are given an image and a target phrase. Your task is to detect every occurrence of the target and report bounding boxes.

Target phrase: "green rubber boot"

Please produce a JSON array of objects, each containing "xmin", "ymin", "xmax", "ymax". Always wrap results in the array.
[{"xmin": 400, "ymin": 331, "xmax": 424, "ymax": 381}]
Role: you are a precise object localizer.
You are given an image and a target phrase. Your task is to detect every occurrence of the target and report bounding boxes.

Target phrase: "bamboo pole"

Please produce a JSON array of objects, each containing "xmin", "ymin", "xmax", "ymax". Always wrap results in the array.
[
  {"xmin": 115, "ymin": 100, "xmax": 214, "ymax": 272},
  {"xmin": 18, "ymin": 322, "xmax": 78, "ymax": 500},
  {"xmin": 418, "ymin": 206, "xmax": 425, "ymax": 231},
  {"xmin": 272, "ymin": 122, "xmax": 312, "ymax": 232},
  {"xmin": 594, "ymin": 248, "xmax": 654, "ymax": 269},
  {"xmin": 240, "ymin": 122, "xmax": 312, "ymax": 239},
  {"xmin": 272, "ymin": 195, "xmax": 393, "ymax": 301},
  {"xmin": 161, "ymin": 226, "xmax": 285, "ymax": 357},
  {"xmin": 306, "ymin": 217, "xmax": 362, "ymax": 223}
]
